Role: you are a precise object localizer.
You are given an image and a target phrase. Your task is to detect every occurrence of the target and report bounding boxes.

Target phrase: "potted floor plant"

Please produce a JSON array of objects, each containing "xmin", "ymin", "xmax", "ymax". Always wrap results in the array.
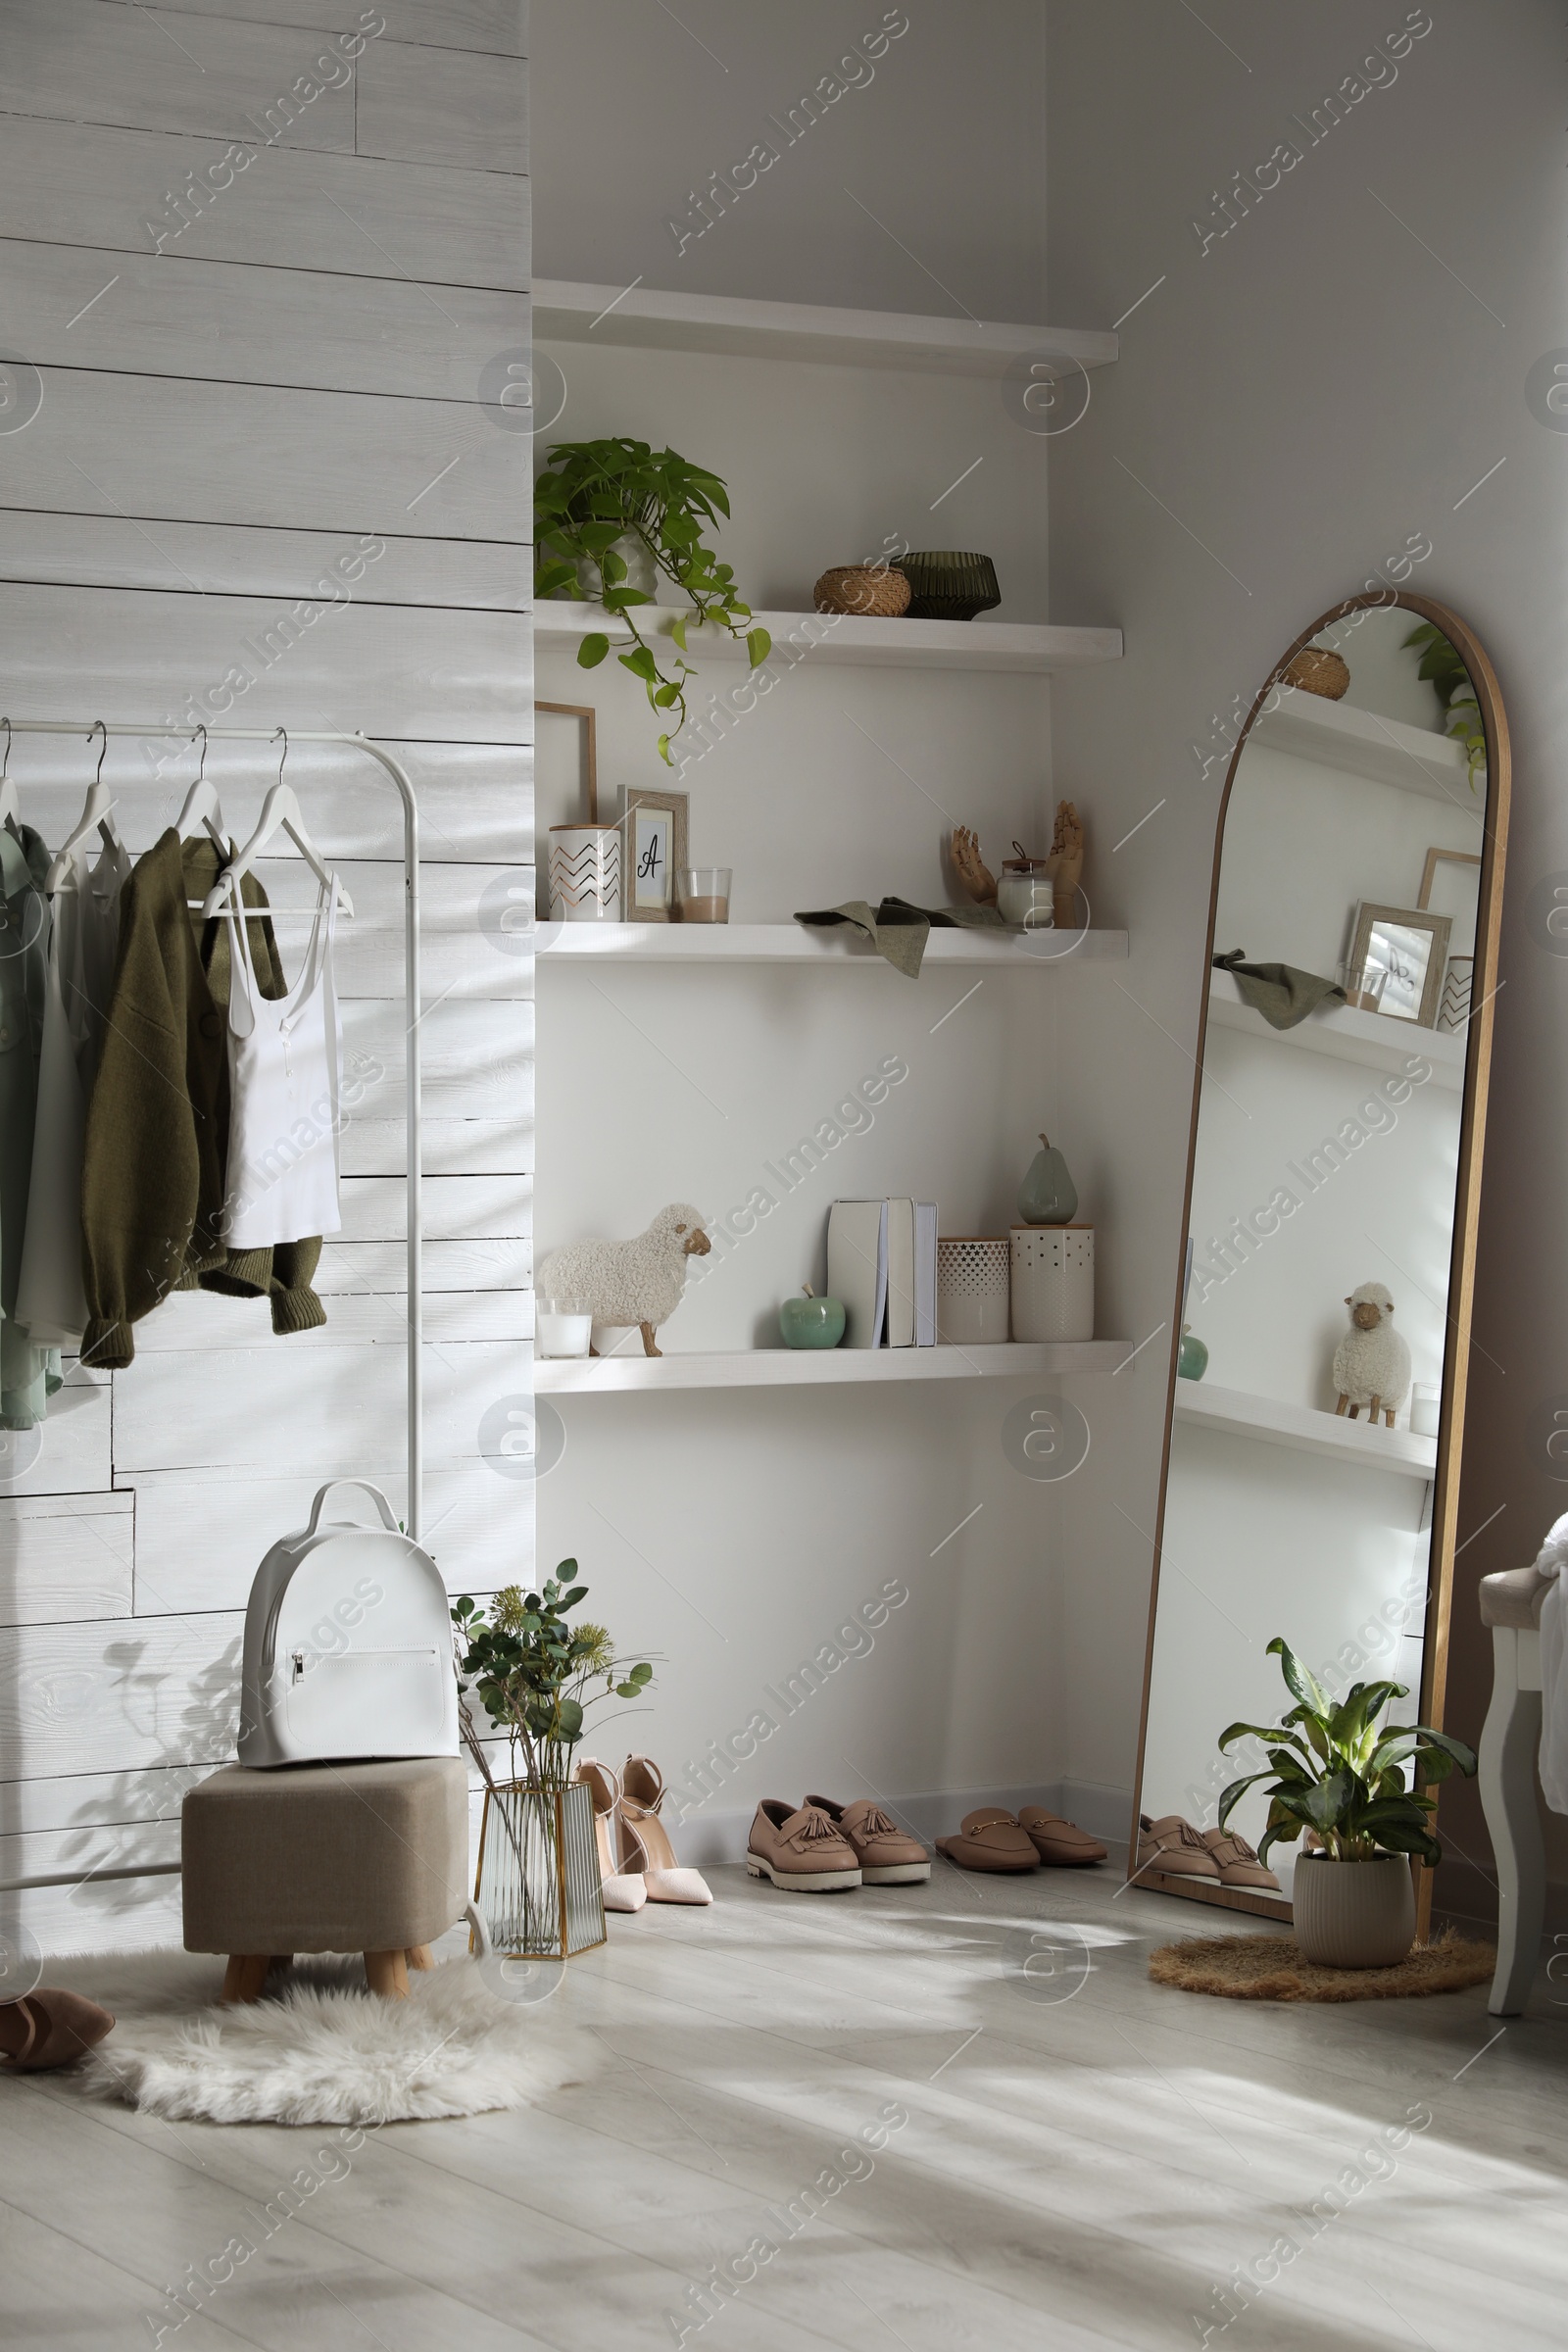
[
  {"xmin": 534, "ymin": 436, "xmax": 769, "ymax": 765},
  {"xmin": 1217, "ymin": 1637, "xmax": 1476, "ymax": 1968},
  {"xmin": 453, "ymin": 1567, "xmax": 653, "ymax": 1958}
]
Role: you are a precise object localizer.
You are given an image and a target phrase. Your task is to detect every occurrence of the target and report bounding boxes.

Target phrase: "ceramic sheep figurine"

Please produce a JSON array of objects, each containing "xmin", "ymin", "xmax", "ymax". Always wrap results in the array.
[
  {"xmin": 537, "ymin": 1202, "xmax": 711, "ymax": 1358},
  {"xmin": 1332, "ymin": 1282, "xmax": 1411, "ymax": 1428}
]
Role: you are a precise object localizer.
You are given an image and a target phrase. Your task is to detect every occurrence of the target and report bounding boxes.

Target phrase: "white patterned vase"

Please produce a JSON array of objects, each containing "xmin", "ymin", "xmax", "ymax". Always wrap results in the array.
[{"xmin": 549, "ymin": 825, "xmax": 622, "ymax": 922}]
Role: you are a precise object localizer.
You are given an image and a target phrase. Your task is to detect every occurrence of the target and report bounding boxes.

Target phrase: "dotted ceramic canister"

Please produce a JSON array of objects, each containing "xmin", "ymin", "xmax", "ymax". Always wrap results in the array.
[
  {"xmin": 548, "ymin": 824, "xmax": 622, "ymax": 921},
  {"xmin": 1009, "ymin": 1226, "xmax": 1094, "ymax": 1344},
  {"xmin": 936, "ymin": 1237, "xmax": 1011, "ymax": 1344}
]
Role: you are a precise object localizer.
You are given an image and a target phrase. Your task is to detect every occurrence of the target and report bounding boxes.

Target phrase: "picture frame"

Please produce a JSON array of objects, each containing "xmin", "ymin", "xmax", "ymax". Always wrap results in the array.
[
  {"xmin": 621, "ymin": 788, "xmax": 689, "ymax": 922},
  {"xmin": 1417, "ymin": 846, "xmax": 1482, "ymax": 956},
  {"xmin": 1348, "ymin": 901, "xmax": 1452, "ymax": 1029}
]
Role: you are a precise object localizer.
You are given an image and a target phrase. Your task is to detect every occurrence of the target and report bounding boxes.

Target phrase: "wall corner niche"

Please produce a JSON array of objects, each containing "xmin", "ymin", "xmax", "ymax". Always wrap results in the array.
[{"xmin": 1129, "ymin": 591, "xmax": 1510, "ymax": 1939}]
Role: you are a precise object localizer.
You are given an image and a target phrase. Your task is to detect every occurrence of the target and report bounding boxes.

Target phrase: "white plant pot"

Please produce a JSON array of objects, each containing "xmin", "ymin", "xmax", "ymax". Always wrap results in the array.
[
  {"xmin": 1292, "ymin": 1853, "xmax": 1416, "ymax": 1969},
  {"xmin": 568, "ymin": 531, "xmax": 658, "ymax": 602}
]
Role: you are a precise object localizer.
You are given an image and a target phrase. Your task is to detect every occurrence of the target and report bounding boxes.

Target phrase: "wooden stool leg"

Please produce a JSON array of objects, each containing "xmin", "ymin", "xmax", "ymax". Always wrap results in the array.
[
  {"xmin": 221, "ymin": 1955, "xmax": 270, "ymax": 2004},
  {"xmin": 406, "ymin": 1945, "xmax": 434, "ymax": 1973},
  {"xmin": 365, "ymin": 1949, "xmax": 411, "ymax": 1999}
]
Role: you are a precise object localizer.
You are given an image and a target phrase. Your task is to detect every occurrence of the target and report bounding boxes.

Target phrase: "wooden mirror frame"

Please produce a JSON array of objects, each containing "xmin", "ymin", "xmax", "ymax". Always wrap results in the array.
[{"xmin": 1128, "ymin": 590, "xmax": 1511, "ymax": 1932}]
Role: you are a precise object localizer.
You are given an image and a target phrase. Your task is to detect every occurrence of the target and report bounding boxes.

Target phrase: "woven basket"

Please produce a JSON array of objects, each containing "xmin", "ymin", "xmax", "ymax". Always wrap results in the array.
[
  {"xmin": 1283, "ymin": 646, "xmax": 1349, "ymax": 700},
  {"xmin": 813, "ymin": 564, "xmax": 911, "ymax": 617}
]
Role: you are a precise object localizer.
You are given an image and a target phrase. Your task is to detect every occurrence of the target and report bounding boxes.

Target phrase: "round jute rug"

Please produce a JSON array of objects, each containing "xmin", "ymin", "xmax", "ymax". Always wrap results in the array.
[{"xmin": 1149, "ymin": 1927, "xmax": 1495, "ymax": 2003}]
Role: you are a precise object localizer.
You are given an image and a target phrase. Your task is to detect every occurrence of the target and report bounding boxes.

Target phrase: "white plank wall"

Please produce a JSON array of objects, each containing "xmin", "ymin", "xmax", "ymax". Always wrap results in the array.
[{"xmin": 0, "ymin": 0, "xmax": 532, "ymax": 1942}]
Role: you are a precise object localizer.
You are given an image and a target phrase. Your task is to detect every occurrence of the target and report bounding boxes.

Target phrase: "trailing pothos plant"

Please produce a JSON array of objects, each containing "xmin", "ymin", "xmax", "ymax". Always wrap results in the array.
[
  {"xmin": 534, "ymin": 437, "xmax": 770, "ymax": 764},
  {"xmin": 1402, "ymin": 620, "xmax": 1486, "ymax": 788},
  {"xmin": 452, "ymin": 1565, "xmax": 653, "ymax": 1795},
  {"xmin": 1216, "ymin": 1637, "xmax": 1476, "ymax": 1867}
]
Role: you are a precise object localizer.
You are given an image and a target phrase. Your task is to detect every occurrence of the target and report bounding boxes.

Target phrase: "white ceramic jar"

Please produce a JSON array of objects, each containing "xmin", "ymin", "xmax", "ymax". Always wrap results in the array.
[
  {"xmin": 1009, "ymin": 1225, "xmax": 1094, "ymax": 1343},
  {"xmin": 937, "ymin": 1237, "xmax": 1011, "ymax": 1344}
]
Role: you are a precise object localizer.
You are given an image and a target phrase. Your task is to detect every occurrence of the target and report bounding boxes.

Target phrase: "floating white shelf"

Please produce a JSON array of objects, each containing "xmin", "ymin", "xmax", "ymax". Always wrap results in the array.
[
  {"xmin": 1205, "ymin": 972, "xmax": 1465, "ymax": 1092},
  {"xmin": 534, "ymin": 603, "xmax": 1121, "ymax": 676},
  {"xmin": 534, "ymin": 1342, "xmax": 1131, "ymax": 1394},
  {"xmin": 533, "ymin": 278, "xmax": 1119, "ymax": 379},
  {"xmin": 537, "ymin": 922, "xmax": 1127, "ymax": 966},
  {"xmin": 1173, "ymin": 1379, "xmax": 1437, "ymax": 1480},
  {"xmin": 1251, "ymin": 687, "xmax": 1481, "ymax": 808}
]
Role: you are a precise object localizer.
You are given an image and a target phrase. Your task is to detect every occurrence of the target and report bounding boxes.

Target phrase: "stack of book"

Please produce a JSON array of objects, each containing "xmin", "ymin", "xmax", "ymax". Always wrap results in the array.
[{"xmin": 825, "ymin": 1200, "xmax": 939, "ymax": 1348}]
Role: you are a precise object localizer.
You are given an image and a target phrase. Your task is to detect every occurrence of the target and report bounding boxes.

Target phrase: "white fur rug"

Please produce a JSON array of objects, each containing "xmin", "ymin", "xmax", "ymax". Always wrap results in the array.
[{"xmin": 42, "ymin": 1949, "xmax": 597, "ymax": 2127}]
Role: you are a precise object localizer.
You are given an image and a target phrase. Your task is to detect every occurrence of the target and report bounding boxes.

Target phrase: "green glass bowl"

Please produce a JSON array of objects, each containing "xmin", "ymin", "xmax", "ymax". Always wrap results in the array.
[
  {"xmin": 1177, "ymin": 1332, "xmax": 1209, "ymax": 1381},
  {"xmin": 891, "ymin": 551, "xmax": 1001, "ymax": 621},
  {"xmin": 779, "ymin": 1297, "xmax": 846, "ymax": 1348}
]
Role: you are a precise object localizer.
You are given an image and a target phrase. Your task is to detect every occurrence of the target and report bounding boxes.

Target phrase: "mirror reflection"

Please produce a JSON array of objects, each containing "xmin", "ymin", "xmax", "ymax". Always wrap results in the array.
[{"xmin": 1137, "ymin": 603, "xmax": 1491, "ymax": 1916}]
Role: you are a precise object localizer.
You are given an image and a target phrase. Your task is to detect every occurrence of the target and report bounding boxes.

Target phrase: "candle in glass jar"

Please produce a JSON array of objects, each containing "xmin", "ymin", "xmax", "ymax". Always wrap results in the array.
[{"xmin": 678, "ymin": 867, "xmax": 731, "ymax": 923}]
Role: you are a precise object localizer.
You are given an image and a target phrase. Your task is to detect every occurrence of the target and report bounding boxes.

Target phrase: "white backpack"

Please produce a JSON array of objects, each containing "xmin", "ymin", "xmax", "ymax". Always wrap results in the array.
[{"xmin": 237, "ymin": 1480, "xmax": 459, "ymax": 1768}]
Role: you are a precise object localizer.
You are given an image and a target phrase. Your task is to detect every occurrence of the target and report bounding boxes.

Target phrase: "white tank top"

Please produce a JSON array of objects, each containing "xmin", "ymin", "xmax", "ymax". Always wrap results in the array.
[{"xmin": 220, "ymin": 874, "xmax": 343, "ymax": 1250}]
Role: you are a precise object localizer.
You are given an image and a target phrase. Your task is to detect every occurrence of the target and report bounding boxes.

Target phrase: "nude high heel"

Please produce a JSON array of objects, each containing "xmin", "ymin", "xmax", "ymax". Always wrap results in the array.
[
  {"xmin": 0, "ymin": 1987, "xmax": 115, "ymax": 2071},
  {"xmin": 621, "ymin": 1757, "xmax": 712, "ymax": 1904},
  {"xmin": 574, "ymin": 1759, "xmax": 648, "ymax": 1912}
]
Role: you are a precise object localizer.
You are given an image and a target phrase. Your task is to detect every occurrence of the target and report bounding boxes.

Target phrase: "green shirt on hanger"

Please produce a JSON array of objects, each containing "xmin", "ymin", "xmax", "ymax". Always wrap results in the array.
[{"xmin": 0, "ymin": 822, "xmax": 64, "ymax": 1429}]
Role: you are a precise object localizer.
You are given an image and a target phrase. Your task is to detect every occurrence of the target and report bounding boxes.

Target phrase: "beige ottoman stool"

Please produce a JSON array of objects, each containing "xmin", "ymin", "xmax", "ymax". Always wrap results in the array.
[{"xmin": 182, "ymin": 1756, "xmax": 468, "ymax": 2002}]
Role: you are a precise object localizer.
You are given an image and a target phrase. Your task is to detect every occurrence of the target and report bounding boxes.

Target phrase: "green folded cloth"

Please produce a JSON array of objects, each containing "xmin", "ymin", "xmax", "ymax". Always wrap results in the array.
[
  {"xmin": 794, "ymin": 897, "xmax": 1005, "ymax": 978},
  {"xmin": 1213, "ymin": 949, "xmax": 1347, "ymax": 1030}
]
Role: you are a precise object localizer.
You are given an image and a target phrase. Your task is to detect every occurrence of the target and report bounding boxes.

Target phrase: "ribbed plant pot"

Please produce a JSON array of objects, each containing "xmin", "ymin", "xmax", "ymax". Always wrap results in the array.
[{"xmin": 1292, "ymin": 1853, "xmax": 1415, "ymax": 1969}]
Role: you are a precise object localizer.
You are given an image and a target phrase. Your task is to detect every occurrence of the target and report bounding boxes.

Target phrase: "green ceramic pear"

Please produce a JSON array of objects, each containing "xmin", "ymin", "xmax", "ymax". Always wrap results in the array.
[{"xmin": 1018, "ymin": 1133, "xmax": 1079, "ymax": 1226}]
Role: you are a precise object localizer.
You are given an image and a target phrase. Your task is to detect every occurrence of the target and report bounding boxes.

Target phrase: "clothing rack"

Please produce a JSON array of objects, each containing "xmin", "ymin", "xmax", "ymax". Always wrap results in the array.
[{"xmin": 0, "ymin": 720, "xmax": 424, "ymax": 1535}]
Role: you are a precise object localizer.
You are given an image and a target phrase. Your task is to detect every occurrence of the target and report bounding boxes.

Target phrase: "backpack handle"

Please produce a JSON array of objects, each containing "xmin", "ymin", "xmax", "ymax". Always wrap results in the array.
[{"xmin": 305, "ymin": 1479, "xmax": 401, "ymax": 1537}]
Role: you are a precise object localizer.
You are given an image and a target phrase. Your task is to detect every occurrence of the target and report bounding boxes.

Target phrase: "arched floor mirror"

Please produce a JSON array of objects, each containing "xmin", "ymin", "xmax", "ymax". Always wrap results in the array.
[{"xmin": 1130, "ymin": 591, "xmax": 1509, "ymax": 1933}]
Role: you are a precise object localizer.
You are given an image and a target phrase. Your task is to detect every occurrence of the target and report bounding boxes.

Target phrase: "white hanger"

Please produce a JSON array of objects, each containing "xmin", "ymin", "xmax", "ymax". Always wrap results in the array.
[
  {"xmin": 0, "ymin": 720, "xmax": 19, "ymax": 835},
  {"xmin": 175, "ymin": 725, "xmax": 227, "ymax": 850},
  {"xmin": 45, "ymin": 723, "xmax": 123, "ymax": 894},
  {"xmin": 201, "ymin": 729, "xmax": 353, "ymax": 918}
]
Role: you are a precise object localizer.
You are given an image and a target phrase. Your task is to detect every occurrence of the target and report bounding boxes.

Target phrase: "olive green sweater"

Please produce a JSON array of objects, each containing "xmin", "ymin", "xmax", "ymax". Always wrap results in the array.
[{"xmin": 80, "ymin": 832, "xmax": 325, "ymax": 1368}]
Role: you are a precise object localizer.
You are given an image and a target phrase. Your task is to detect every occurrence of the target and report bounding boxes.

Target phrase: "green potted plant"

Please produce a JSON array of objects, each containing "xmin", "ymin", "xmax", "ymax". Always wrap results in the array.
[
  {"xmin": 534, "ymin": 437, "xmax": 770, "ymax": 765},
  {"xmin": 453, "ymin": 1565, "xmax": 653, "ymax": 1957},
  {"xmin": 1217, "ymin": 1637, "xmax": 1476, "ymax": 1968},
  {"xmin": 1402, "ymin": 620, "xmax": 1486, "ymax": 787}
]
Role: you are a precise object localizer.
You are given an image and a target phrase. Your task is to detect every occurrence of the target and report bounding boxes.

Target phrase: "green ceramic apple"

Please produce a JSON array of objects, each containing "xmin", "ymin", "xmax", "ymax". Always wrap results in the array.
[{"xmin": 779, "ymin": 1289, "xmax": 846, "ymax": 1348}]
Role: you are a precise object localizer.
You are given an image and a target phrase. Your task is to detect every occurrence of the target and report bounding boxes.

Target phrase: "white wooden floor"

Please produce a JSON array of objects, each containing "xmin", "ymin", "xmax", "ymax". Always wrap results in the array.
[{"xmin": 4, "ymin": 1861, "xmax": 1566, "ymax": 2351}]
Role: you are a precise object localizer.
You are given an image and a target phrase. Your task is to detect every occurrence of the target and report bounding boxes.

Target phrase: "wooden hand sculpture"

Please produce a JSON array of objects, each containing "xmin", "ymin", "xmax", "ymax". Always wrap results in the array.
[
  {"xmin": 950, "ymin": 825, "xmax": 997, "ymax": 906},
  {"xmin": 1045, "ymin": 801, "xmax": 1084, "ymax": 929}
]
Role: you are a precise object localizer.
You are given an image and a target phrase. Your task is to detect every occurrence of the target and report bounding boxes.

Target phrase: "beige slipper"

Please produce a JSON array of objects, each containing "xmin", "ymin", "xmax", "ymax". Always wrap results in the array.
[
  {"xmin": 935, "ymin": 1809, "xmax": 1038, "ymax": 1873},
  {"xmin": 0, "ymin": 1988, "xmax": 115, "ymax": 2072},
  {"xmin": 1016, "ymin": 1806, "xmax": 1108, "ymax": 1867}
]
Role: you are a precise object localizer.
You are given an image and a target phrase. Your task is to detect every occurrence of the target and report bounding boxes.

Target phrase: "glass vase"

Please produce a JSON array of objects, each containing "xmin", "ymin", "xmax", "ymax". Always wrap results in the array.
[{"xmin": 474, "ymin": 1778, "xmax": 606, "ymax": 1960}]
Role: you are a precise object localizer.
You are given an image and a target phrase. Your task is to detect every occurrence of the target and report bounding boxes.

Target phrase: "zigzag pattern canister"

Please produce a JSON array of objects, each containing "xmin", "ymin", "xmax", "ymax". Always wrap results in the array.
[{"xmin": 549, "ymin": 825, "xmax": 622, "ymax": 921}]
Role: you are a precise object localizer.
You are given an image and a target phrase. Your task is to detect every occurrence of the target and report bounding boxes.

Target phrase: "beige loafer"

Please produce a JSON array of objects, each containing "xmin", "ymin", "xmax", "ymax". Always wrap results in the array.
[
  {"xmin": 746, "ymin": 1801, "xmax": 861, "ymax": 1892},
  {"xmin": 935, "ymin": 1809, "xmax": 1038, "ymax": 1873},
  {"xmin": 805, "ymin": 1794, "xmax": 931, "ymax": 1884},
  {"xmin": 1016, "ymin": 1806, "xmax": 1108, "ymax": 1867},
  {"xmin": 1135, "ymin": 1813, "xmax": 1222, "ymax": 1882},
  {"xmin": 1200, "ymin": 1827, "xmax": 1280, "ymax": 1890}
]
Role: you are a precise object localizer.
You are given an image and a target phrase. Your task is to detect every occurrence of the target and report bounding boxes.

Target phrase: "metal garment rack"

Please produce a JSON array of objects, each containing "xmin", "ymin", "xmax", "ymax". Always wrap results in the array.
[{"xmin": 3, "ymin": 719, "xmax": 424, "ymax": 1535}]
